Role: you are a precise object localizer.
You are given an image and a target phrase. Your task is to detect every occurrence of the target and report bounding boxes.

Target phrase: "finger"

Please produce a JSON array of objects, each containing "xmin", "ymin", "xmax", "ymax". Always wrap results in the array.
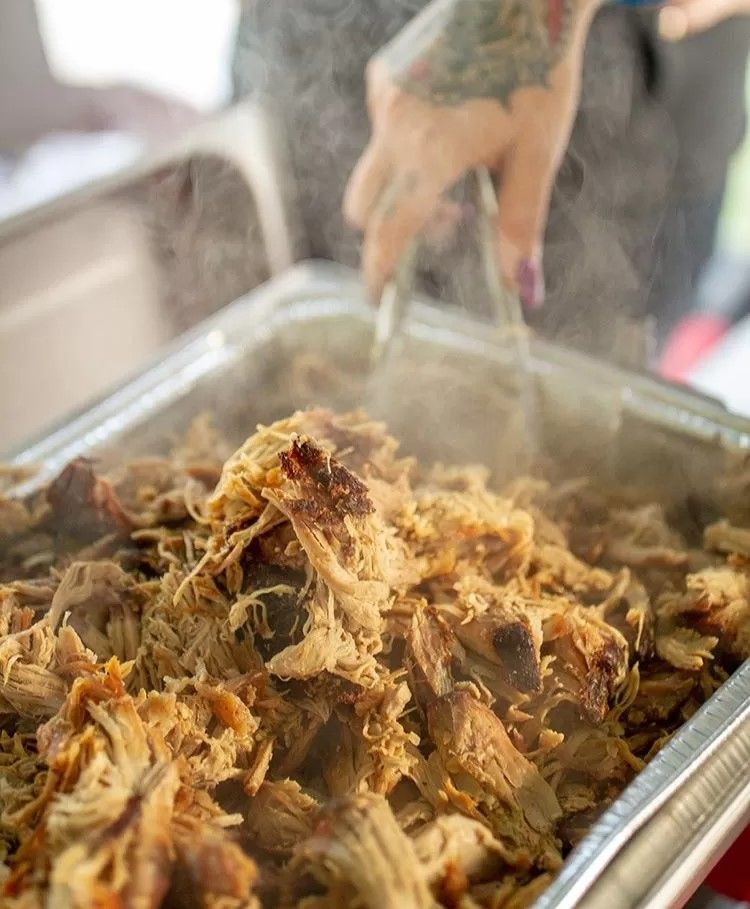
[
  {"xmin": 362, "ymin": 167, "xmax": 454, "ymax": 301},
  {"xmin": 659, "ymin": 0, "xmax": 736, "ymax": 39},
  {"xmin": 364, "ymin": 57, "xmax": 391, "ymax": 122},
  {"xmin": 343, "ymin": 138, "xmax": 393, "ymax": 229},
  {"xmin": 495, "ymin": 138, "xmax": 561, "ymax": 311},
  {"xmin": 422, "ymin": 200, "xmax": 468, "ymax": 249}
]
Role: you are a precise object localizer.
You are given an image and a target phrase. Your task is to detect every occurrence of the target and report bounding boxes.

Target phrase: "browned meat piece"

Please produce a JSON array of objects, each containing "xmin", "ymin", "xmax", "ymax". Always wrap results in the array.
[
  {"xmin": 655, "ymin": 625, "xmax": 718, "ymax": 671},
  {"xmin": 399, "ymin": 481, "xmax": 535, "ymax": 583},
  {"xmin": 595, "ymin": 571, "xmax": 654, "ymax": 662},
  {"xmin": 704, "ymin": 520, "xmax": 750, "ymax": 558},
  {"xmin": 172, "ymin": 815, "xmax": 259, "ymax": 907},
  {"xmin": 244, "ymin": 780, "xmax": 319, "ymax": 855},
  {"xmin": 45, "ymin": 560, "xmax": 139, "ymax": 648},
  {"xmin": 189, "ymin": 413, "xmax": 415, "ymax": 692},
  {"xmin": 324, "ymin": 681, "xmax": 418, "ymax": 796},
  {"xmin": 46, "ymin": 458, "xmax": 134, "ymax": 539},
  {"xmin": 263, "ymin": 581, "xmax": 381, "ymax": 687},
  {"xmin": 531, "ymin": 543, "xmax": 614, "ymax": 597},
  {"xmin": 625, "ymin": 669, "xmax": 698, "ymax": 727},
  {"xmin": 468, "ymin": 872, "xmax": 555, "ymax": 908},
  {"xmin": 234, "ymin": 561, "xmax": 306, "ymax": 662},
  {"xmin": 412, "ymin": 815, "xmax": 517, "ymax": 889},
  {"xmin": 427, "ymin": 691, "xmax": 561, "ymax": 867},
  {"xmin": 542, "ymin": 606, "xmax": 628, "ymax": 725},
  {"xmin": 407, "ymin": 606, "xmax": 461, "ymax": 703},
  {"xmin": 110, "ymin": 458, "xmax": 215, "ymax": 529},
  {"xmin": 456, "ymin": 611, "xmax": 543, "ymax": 694},
  {"xmin": 265, "ymin": 439, "xmax": 392, "ymax": 633},
  {"xmin": 278, "ymin": 436, "xmax": 375, "ymax": 525},
  {"xmin": 604, "ymin": 505, "xmax": 689, "ymax": 571},
  {"xmin": 289, "ymin": 793, "xmax": 438, "ymax": 909},
  {"xmin": 0, "ymin": 732, "xmax": 47, "ymax": 871},
  {"xmin": 0, "ymin": 604, "xmax": 95, "ymax": 720},
  {"xmin": 0, "ymin": 498, "xmax": 32, "ymax": 540},
  {"xmin": 658, "ymin": 567, "xmax": 750, "ymax": 661},
  {"xmin": 417, "ymin": 576, "xmax": 545, "ymax": 698}
]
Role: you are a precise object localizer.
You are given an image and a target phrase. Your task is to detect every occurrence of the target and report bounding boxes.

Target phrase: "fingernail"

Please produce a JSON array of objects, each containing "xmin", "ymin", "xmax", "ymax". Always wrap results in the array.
[
  {"xmin": 659, "ymin": 8, "xmax": 689, "ymax": 42},
  {"xmin": 517, "ymin": 258, "xmax": 545, "ymax": 311}
]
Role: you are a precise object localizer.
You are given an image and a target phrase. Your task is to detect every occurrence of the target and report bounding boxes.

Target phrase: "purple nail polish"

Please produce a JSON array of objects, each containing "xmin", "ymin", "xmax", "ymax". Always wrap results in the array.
[{"xmin": 517, "ymin": 259, "xmax": 545, "ymax": 311}]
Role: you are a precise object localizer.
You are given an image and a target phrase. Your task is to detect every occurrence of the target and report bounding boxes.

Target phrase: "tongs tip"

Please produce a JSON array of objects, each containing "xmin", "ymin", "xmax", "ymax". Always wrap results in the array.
[{"xmin": 369, "ymin": 243, "xmax": 418, "ymax": 370}]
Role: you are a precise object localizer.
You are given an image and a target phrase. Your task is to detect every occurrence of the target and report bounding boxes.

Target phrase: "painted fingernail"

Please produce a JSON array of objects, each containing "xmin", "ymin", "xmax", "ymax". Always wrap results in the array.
[{"xmin": 517, "ymin": 258, "xmax": 545, "ymax": 311}]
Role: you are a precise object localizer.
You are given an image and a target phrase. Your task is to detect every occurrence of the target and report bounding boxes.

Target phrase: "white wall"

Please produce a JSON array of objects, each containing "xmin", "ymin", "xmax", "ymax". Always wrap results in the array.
[{"xmin": 35, "ymin": 0, "xmax": 240, "ymax": 111}]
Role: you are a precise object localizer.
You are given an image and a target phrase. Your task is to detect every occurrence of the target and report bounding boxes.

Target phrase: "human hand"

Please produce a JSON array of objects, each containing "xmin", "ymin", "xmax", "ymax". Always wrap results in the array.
[
  {"xmin": 659, "ymin": 0, "xmax": 750, "ymax": 40},
  {"xmin": 344, "ymin": 0, "xmax": 601, "ymax": 306}
]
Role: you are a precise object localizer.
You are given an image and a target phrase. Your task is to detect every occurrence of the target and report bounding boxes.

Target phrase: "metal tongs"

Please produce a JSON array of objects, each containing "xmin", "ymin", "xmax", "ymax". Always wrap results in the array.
[{"xmin": 369, "ymin": 167, "xmax": 538, "ymax": 457}]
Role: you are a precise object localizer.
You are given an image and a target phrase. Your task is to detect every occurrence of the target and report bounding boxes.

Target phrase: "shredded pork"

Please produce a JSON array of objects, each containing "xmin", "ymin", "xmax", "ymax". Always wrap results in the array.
[{"xmin": 0, "ymin": 408, "xmax": 748, "ymax": 908}]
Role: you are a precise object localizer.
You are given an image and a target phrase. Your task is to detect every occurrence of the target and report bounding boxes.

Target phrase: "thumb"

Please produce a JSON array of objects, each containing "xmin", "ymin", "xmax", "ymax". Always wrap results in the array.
[
  {"xmin": 344, "ymin": 136, "xmax": 392, "ymax": 230},
  {"xmin": 659, "ymin": 0, "xmax": 743, "ymax": 40},
  {"xmin": 495, "ymin": 138, "xmax": 560, "ymax": 311}
]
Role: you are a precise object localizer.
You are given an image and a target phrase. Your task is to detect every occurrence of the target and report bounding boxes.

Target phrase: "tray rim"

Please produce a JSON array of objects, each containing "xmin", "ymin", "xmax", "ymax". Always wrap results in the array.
[{"xmin": 7, "ymin": 259, "xmax": 750, "ymax": 471}]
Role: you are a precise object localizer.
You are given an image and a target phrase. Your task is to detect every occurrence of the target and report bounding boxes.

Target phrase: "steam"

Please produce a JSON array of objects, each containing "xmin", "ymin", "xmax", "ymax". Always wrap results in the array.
[
  {"xmin": 231, "ymin": 4, "xmax": 686, "ymax": 372},
  {"xmin": 144, "ymin": 155, "xmax": 271, "ymax": 334},
  {"xmin": 233, "ymin": 0, "xmax": 427, "ymax": 268}
]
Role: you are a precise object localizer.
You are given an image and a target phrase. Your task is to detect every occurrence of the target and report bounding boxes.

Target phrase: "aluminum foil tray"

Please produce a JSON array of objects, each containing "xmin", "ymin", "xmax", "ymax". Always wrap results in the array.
[{"xmin": 6, "ymin": 261, "xmax": 750, "ymax": 908}]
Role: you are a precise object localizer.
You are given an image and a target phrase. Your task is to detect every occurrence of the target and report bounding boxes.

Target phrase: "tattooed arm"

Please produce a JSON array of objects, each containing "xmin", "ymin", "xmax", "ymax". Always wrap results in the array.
[
  {"xmin": 379, "ymin": 0, "xmax": 584, "ymax": 108},
  {"xmin": 344, "ymin": 0, "xmax": 605, "ymax": 305},
  {"xmin": 344, "ymin": 0, "xmax": 745, "ymax": 303}
]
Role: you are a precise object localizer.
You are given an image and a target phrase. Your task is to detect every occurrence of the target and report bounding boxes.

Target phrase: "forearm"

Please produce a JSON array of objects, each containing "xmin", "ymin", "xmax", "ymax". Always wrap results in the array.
[{"xmin": 379, "ymin": 1, "xmax": 605, "ymax": 110}]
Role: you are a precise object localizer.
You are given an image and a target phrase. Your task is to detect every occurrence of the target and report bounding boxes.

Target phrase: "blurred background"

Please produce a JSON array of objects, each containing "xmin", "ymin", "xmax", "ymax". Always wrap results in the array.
[
  {"xmin": 1, "ymin": 0, "xmax": 750, "ymax": 442},
  {"xmin": 0, "ymin": 0, "xmax": 283, "ymax": 452},
  {"xmin": 1, "ymin": 0, "xmax": 238, "ymax": 217}
]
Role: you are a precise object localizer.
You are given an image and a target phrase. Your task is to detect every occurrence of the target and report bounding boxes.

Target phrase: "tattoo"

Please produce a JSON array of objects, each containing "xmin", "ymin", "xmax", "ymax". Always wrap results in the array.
[{"xmin": 379, "ymin": 0, "xmax": 575, "ymax": 108}]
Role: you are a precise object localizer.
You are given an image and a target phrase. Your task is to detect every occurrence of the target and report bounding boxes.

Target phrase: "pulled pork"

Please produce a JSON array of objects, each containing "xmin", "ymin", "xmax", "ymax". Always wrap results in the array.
[{"xmin": 0, "ymin": 408, "xmax": 747, "ymax": 909}]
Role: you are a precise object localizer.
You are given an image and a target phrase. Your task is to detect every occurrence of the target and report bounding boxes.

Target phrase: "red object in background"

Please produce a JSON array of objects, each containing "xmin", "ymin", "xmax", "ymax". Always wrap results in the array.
[
  {"xmin": 659, "ymin": 314, "xmax": 730, "ymax": 383},
  {"xmin": 706, "ymin": 825, "xmax": 750, "ymax": 901}
]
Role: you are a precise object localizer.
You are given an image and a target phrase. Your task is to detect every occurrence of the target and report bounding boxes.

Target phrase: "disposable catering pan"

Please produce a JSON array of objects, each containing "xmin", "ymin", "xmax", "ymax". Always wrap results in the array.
[{"xmin": 5, "ymin": 260, "xmax": 750, "ymax": 909}]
